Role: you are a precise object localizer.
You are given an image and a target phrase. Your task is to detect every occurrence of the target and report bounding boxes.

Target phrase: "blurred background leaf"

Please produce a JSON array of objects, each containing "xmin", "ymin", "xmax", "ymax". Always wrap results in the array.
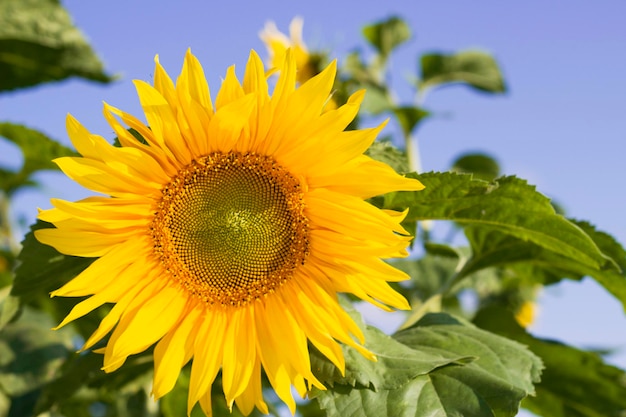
[
  {"xmin": 362, "ymin": 16, "xmax": 411, "ymax": 60},
  {"xmin": 0, "ymin": 123, "xmax": 77, "ymax": 195},
  {"xmin": 420, "ymin": 50, "xmax": 507, "ymax": 93},
  {"xmin": 0, "ymin": 0, "xmax": 114, "ymax": 92}
]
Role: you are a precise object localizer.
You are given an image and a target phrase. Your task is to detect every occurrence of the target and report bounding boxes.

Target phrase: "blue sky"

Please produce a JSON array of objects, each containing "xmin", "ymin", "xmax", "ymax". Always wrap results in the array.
[{"xmin": 2, "ymin": 0, "xmax": 626, "ymax": 407}]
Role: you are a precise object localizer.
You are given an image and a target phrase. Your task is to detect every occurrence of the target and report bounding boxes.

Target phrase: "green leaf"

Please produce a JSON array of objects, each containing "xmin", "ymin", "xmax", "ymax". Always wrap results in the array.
[
  {"xmin": 452, "ymin": 152, "xmax": 501, "ymax": 182},
  {"xmin": 362, "ymin": 16, "xmax": 411, "ymax": 58},
  {"xmin": 461, "ymin": 221, "xmax": 626, "ymax": 312},
  {"xmin": 0, "ymin": 0, "xmax": 114, "ymax": 92},
  {"xmin": 420, "ymin": 50, "xmax": 506, "ymax": 93},
  {"xmin": 311, "ymin": 324, "xmax": 472, "ymax": 391},
  {"xmin": 385, "ymin": 173, "xmax": 612, "ymax": 272},
  {"xmin": 0, "ymin": 308, "xmax": 72, "ymax": 400},
  {"xmin": 0, "ymin": 293, "xmax": 21, "ymax": 330},
  {"xmin": 12, "ymin": 220, "xmax": 94, "ymax": 301},
  {"xmin": 362, "ymin": 84, "xmax": 393, "ymax": 114},
  {"xmin": 393, "ymin": 106, "xmax": 430, "ymax": 137},
  {"xmin": 474, "ymin": 306, "xmax": 626, "ymax": 417},
  {"xmin": 33, "ymin": 344, "xmax": 156, "ymax": 417},
  {"xmin": 0, "ymin": 123, "xmax": 77, "ymax": 194},
  {"xmin": 572, "ymin": 220, "xmax": 626, "ymax": 309},
  {"xmin": 365, "ymin": 140, "xmax": 410, "ymax": 174},
  {"xmin": 342, "ymin": 51, "xmax": 392, "ymax": 114},
  {"xmin": 314, "ymin": 313, "xmax": 542, "ymax": 417},
  {"xmin": 391, "ymin": 253, "xmax": 461, "ymax": 302}
]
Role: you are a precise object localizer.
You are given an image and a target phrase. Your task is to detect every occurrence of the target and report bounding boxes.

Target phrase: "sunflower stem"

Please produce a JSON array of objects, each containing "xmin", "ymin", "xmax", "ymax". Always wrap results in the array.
[{"xmin": 405, "ymin": 132, "xmax": 422, "ymax": 174}]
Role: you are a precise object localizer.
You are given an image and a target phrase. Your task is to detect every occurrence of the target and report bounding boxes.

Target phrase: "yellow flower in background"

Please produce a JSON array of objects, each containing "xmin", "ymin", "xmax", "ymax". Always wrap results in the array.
[
  {"xmin": 515, "ymin": 300, "xmax": 537, "ymax": 328},
  {"xmin": 35, "ymin": 49, "xmax": 423, "ymax": 416},
  {"xmin": 260, "ymin": 17, "xmax": 318, "ymax": 84}
]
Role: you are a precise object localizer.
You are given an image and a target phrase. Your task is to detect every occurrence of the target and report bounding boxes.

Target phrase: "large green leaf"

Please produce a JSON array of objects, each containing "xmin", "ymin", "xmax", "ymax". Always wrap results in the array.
[
  {"xmin": 420, "ymin": 50, "xmax": 506, "ymax": 93},
  {"xmin": 311, "ymin": 324, "xmax": 472, "ymax": 391},
  {"xmin": 462, "ymin": 222, "xmax": 626, "ymax": 312},
  {"xmin": 474, "ymin": 306, "xmax": 626, "ymax": 417},
  {"xmin": 362, "ymin": 16, "xmax": 411, "ymax": 58},
  {"xmin": 313, "ymin": 313, "xmax": 542, "ymax": 417},
  {"xmin": 12, "ymin": 220, "xmax": 94, "ymax": 301},
  {"xmin": 573, "ymin": 220, "xmax": 626, "ymax": 309},
  {"xmin": 0, "ymin": 0, "xmax": 113, "ymax": 92},
  {"xmin": 385, "ymin": 173, "xmax": 612, "ymax": 271},
  {"xmin": 0, "ymin": 123, "xmax": 77, "ymax": 194}
]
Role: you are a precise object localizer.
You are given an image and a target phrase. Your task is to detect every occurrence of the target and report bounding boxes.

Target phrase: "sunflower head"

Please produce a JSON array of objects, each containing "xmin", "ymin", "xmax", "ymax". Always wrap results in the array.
[{"xmin": 36, "ymin": 48, "xmax": 424, "ymax": 416}]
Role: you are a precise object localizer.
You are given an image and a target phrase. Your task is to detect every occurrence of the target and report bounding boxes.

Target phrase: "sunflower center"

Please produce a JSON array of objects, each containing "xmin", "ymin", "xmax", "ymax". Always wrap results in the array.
[{"xmin": 151, "ymin": 152, "xmax": 309, "ymax": 307}]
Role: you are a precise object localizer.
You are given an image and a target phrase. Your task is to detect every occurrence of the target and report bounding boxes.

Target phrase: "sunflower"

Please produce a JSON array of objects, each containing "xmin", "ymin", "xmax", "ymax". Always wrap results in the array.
[
  {"xmin": 260, "ymin": 17, "xmax": 319, "ymax": 84},
  {"xmin": 35, "ymin": 49, "xmax": 424, "ymax": 416}
]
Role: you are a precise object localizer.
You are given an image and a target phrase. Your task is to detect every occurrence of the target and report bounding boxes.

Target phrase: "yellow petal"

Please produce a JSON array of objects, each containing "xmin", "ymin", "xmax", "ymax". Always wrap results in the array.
[
  {"xmin": 215, "ymin": 65, "xmax": 245, "ymax": 109},
  {"xmin": 178, "ymin": 49, "xmax": 214, "ymax": 113},
  {"xmin": 50, "ymin": 237, "xmax": 149, "ymax": 297},
  {"xmin": 206, "ymin": 93, "xmax": 256, "ymax": 153},
  {"xmin": 152, "ymin": 302, "xmax": 202, "ymax": 399},
  {"xmin": 222, "ymin": 306, "xmax": 256, "ymax": 404},
  {"xmin": 134, "ymin": 80, "xmax": 192, "ymax": 165},
  {"xmin": 310, "ymin": 155, "xmax": 425, "ymax": 198},
  {"xmin": 188, "ymin": 309, "xmax": 226, "ymax": 413},
  {"xmin": 103, "ymin": 283, "xmax": 188, "ymax": 371}
]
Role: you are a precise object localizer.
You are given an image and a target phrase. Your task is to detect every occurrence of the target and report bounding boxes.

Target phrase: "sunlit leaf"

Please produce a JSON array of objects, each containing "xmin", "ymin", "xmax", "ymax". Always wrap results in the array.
[
  {"xmin": 474, "ymin": 306, "xmax": 626, "ymax": 417},
  {"xmin": 314, "ymin": 313, "xmax": 542, "ymax": 417},
  {"xmin": 420, "ymin": 50, "xmax": 506, "ymax": 93},
  {"xmin": 385, "ymin": 173, "xmax": 613, "ymax": 271},
  {"xmin": 0, "ymin": 0, "xmax": 113, "ymax": 92},
  {"xmin": 462, "ymin": 221, "xmax": 626, "ymax": 312},
  {"xmin": 311, "ymin": 324, "xmax": 472, "ymax": 391}
]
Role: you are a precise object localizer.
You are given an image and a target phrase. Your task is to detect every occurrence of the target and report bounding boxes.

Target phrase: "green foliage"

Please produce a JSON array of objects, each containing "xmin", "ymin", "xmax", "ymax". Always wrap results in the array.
[
  {"xmin": 386, "ymin": 173, "xmax": 612, "ymax": 271},
  {"xmin": 0, "ymin": 0, "xmax": 113, "ymax": 92},
  {"xmin": 364, "ymin": 140, "xmax": 410, "ymax": 174},
  {"xmin": 12, "ymin": 221, "xmax": 94, "ymax": 303},
  {"xmin": 362, "ymin": 16, "xmax": 411, "ymax": 59},
  {"xmin": 463, "ymin": 222, "xmax": 626, "ymax": 312},
  {"xmin": 475, "ymin": 306, "xmax": 626, "ymax": 417},
  {"xmin": 420, "ymin": 50, "xmax": 507, "ymax": 93},
  {"xmin": 8, "ymin": 221, "xmax": 102, "ymax": 342},
  {"xmin": 0, "ymin": 123, "xmax": 77, "ymax": 195},
  {"xmin": 32, "ymin": 349, "xmax": 155, "ymax": 417},
  {"xmin": 312, "ymin": 313, "xmax": 542, "ymax": 417},
  {"xmin": 2, "ymin": 9, "xmax": 626, "ymax": 417},
  {"xmin": 0, "ymin": 308, "xmax": 73, "ymax": 417},
  {"xmin": 393, "ymin": 106, "xmax": 430, "ymax": 137}
]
